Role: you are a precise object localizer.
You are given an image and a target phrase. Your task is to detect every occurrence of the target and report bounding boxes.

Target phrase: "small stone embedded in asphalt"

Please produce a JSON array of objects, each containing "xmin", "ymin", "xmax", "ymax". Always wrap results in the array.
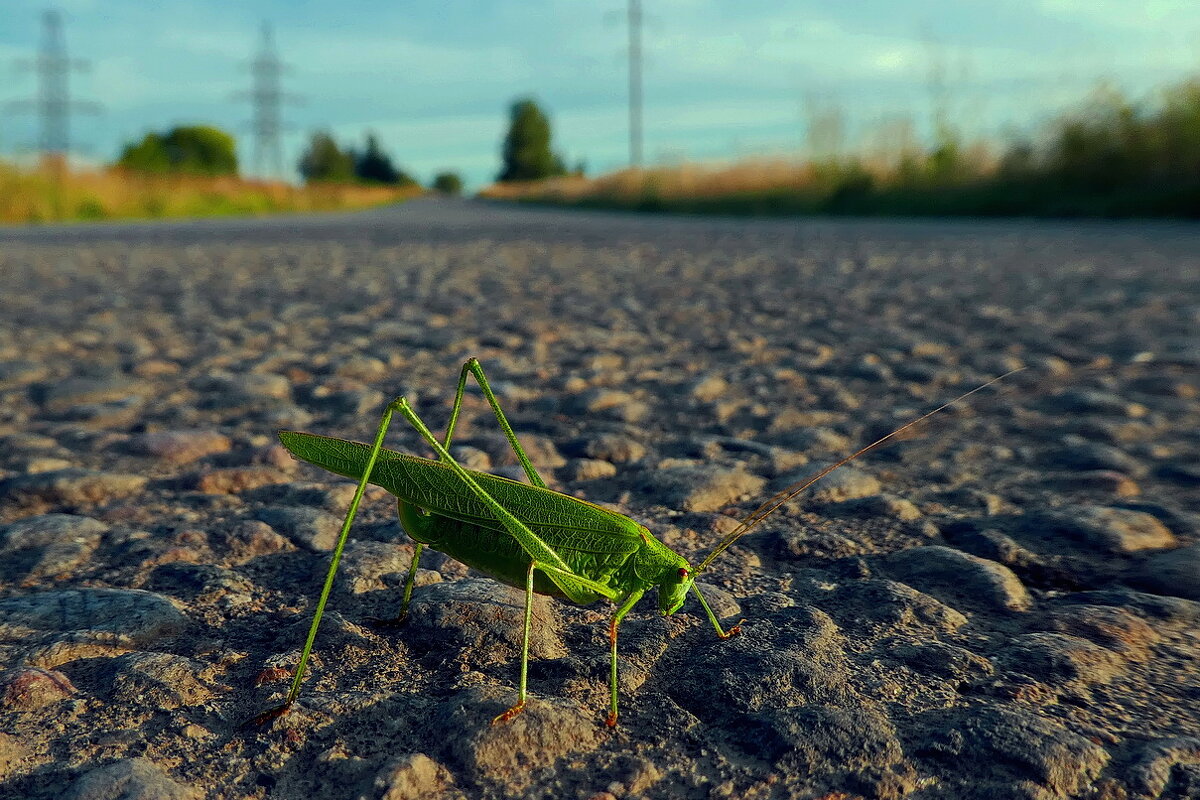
[
  {"xmin": 253, "ymin": 505, "xmax": 343, "ymax": 551},
  {"xmin": 997, "ymin": 632, "xmax": 1126, "ymax": 692},
  {"xmin": 884, "ymin": 545, "xmax": 1032, "ymax": 612},
  {"xmin": 638, "ymin": 465, "xmax": 767, "ymax": 512},
  {"xmin": 63, "ymin": 757, "xmax": 199, "ymax": 800},
  {"xmin": 562, "ymin": 432, "xmax": 647, "ymax": 463},
  {"xmin": 436, "ymin": 686, "xmax": 600, "ymax": 788},
  {"xmin": 1130, "ymin": 543, "xmax": 1200, "ymax": 600},
  {"xmin": 1051, "ymin": 506, "xmax": 1178, "ymax": 553},
  {"xmin": 406, "ymin": 578, "xmax": 566, "ymax": 660},
  {"xmin": 192, "ymin": 466, "xmax": 292, "ymax": 494},
  {"xmin": 108, "ymin": 652, "xmax": 214, "ymax": 709},
  {"xmin": 0, "ymin": 666, "xmax": 76, "ymax": 710},
  {"xmin": 917, "ymin": 706, "xmax": 1110, "ymax": 798},
  {"xmin": 0, "ymin": 514, "xmax": 107, "ymax": 583},
  {"xmin": 124, "ymin": 430, "xmax": 232, "ymax": 464},
  {"xmin": 37, "ymin": 374, "xmax": 150, "ymax": 414},
  {"xmin": 0, "ymin": 588, "xmax": 187, "ymax": 651},
  {"xmin": 371, "ymin": 753, "xmax": 463, "ymax": 800},
  {"xmin": 772, "ymin": 462, "xmax": 881, "ymax": 503},
  {"xmin": 0, "ymin": 469, "xmax": 148, "ymax": 510}
]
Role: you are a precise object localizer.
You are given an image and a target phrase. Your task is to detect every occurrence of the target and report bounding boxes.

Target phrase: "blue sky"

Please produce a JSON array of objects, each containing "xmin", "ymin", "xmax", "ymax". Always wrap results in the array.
[{"xmin": 2, "ymin": 0, "xmax": 1198, "ymax": 188}]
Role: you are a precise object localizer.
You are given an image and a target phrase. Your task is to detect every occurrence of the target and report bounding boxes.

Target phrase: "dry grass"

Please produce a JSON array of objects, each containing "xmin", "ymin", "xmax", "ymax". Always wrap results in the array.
[
  {"xmin": 0, "ymin": 162, "xmax": 422, "ymax": 224},
  {"xmin": 479, "ymin": 159, "xmax": 827, "ymax": 204}
]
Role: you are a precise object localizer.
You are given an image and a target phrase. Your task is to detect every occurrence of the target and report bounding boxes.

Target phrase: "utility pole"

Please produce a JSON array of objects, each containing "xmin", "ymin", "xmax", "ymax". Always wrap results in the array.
[
  {"xmin": 9, "ymin": 10, "xmax": 100, "ymax": 167},
  {"xmin": 628, "ymin": 0, "xmax": 643, "ymax": 168},
  {"xmin": 236, "ymin": 22, "xmax": 296, "ymax": 179}
]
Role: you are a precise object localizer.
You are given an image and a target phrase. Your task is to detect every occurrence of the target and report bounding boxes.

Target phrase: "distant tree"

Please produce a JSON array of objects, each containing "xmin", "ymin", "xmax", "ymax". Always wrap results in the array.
[
  {"xmin": 497, "ymin": 98, "xmax": 567, "ymax": 182},
  {"xmin": 117, "ymin": 125, "xmax": 238, "ymax": 176},
  {"xmin": 431, "ymin": 171, "xmax": 463, "ymax": 195},
  {"xmin": 354, "ymin": 133, "xmax": 401, "ymax": 184},
  {"xmin": 298, "ymin": 131, "xmax": 355, "ymax": 183},
  {"xmin": 117, "ymin": 133, "xmax": 171, "ymax": 173}
]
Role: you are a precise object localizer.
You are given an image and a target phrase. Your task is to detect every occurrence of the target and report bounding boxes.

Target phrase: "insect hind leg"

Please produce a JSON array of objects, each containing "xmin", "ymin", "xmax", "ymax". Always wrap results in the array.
[{"xmin": 444, "ymin": 357, "xmax": 548, "ymax": 489}]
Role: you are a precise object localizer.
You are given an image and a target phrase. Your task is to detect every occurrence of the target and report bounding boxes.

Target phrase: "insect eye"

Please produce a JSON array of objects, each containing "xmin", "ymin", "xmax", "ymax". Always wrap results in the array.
[{"xmin": 677, "ymin": 567, "xmax": 688, "ymax": 578}]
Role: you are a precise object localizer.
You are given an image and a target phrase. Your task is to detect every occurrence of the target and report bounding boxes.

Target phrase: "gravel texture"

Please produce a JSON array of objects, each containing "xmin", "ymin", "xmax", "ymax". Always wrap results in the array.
[{"xmin": 0, "ymin": 199, "xmax": 1198, "ymax": 800}]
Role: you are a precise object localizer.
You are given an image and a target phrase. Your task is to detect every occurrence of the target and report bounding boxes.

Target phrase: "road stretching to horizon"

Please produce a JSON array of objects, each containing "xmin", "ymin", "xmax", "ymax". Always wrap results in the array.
[{"xmin": 0, "ymin": 199, "xmax": 1198, "ymax": 799}]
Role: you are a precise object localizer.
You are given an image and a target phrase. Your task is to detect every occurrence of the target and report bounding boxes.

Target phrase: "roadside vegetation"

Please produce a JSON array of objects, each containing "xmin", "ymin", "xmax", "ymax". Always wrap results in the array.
[
  {"xmin": 1, "ymin": 124, "xmax": 426, "ymax": 225},
  {"xmin": 482, "ymin": 78, "xmax": 1200, "ymax": 219}
]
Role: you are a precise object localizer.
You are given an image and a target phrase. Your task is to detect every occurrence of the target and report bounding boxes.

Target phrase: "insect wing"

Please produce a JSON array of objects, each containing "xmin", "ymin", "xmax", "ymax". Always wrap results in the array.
[{"xmin": 278, "ymin": 430, "xmax": 642, "ymax": 556}]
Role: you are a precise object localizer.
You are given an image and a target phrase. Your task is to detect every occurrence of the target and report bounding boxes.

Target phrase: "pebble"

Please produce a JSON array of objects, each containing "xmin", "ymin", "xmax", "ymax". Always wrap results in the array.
[
  {"xmin": 0, "ymin": 469, "xmax": 148, "ymax": 509},
  {"xmin": 763, "ymin": 705, "xmax": 903, "ymax": 772},
  {"xmin": 336, "ymin": 540, "xmax": 433, "ymax": 595},
  {"xmin": 0, "ymin": 514, "xmax": 108, "ymax": 582},
  {"xmin": 438, "ymin": 686, "xmax": 600, "ymax": 788},
  {"xmin": 64, "ymin": 758, "xmax": 198, "ymax": 800},
  {"xmin": 0, "ymin": 666, "xmax": 76, "ymax": 710},
  {"xmin": 562, "ymin": 432, "xmax": 647, "ymax": 463},
  {"xmin": 825, "ymin": 493, "xmax": 922, "ymax": 521},
  {"xmin": 666, "ymin": 605, "xmax": 851, "ymax": 717},
  {"xmin": 884, "ymin": 546, "xmax": 1032, "ymax": 612},
  {"xmin": 772, "ymin": 463, "xmax": 880, "ymax": 503},
  {"xmin": 997, "ymin": 632, "xmax": 1126, "ymax": 692},
  {"xmin": 919, "ymin": 706, "xmax": 1109, "ymax": 797},
  {"xmin": 253, "ymin": 506, "xmax": 343, "ymax": 551},
  {"xmin": 0, "ymin": 588, "xmax": 187, "ymax": 652},
  {"xmin": 38, "ymin": 374, "xmax": 150, "ymax": 414},
  {"xmin": 1043, "ymin": 438, "xmax": 1145, "ymax": 476},
  {"xmin": 108, "ymin": 652, "xmax": 213, "ymax": 709},
  {"xmin": 1042, "ymin": 388, "xmax": 1146, "ymax": 417},
  {"xmin": 1130, "ymin": 543, "xmax": 1200, "ymax": 600},
  {"xmin": 557, "ymin": 458, "xmax": 618, "ymax": 482},
  {"xmin": 193, "ymin": 466, "xmax": 290, "ymax": 494},
  {"xmin": 406, "ymin": 578, "xmax": 566, "ymax": 660},
  {"xmin": 370, "ymin": 753, "xmax": 462, "ymax": 800},
  {"xmin": 1023, "ymin": 506, "xmax": 1179, "ymax": 555},
  {"xmin": 1042, "ymin": 604, "xmax": 1159, "ymax": 655},
  {"xmin": 638, "ymin": 465, "xmax": 766, "ymax": 512},
  {"xmin": 124, "ymin": 430, "xmax": 232, "ymax": 464}
]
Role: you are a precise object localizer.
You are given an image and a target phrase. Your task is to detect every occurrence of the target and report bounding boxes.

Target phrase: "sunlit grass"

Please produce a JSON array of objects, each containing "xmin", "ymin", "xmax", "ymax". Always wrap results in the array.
[{"xmin": 0, "ymin": 163, "xmax": 422, "ymax": 225}]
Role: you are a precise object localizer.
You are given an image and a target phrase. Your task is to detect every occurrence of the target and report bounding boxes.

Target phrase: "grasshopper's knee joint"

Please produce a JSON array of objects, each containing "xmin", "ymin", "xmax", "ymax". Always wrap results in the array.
[{"xmin": 466, "ymin": 356, "xmax": 480, "ymax": 368}]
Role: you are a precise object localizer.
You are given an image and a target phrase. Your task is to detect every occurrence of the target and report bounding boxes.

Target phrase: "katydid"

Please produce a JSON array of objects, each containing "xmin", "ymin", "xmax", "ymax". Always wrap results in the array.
[{"xmin": 259, "ymin": 357, "xmax": 1017, "ymax": 727}]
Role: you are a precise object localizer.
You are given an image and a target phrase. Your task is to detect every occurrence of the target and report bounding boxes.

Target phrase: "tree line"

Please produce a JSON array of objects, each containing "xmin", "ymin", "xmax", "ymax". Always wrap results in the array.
[{"xmin": 111, "ymin": 96, "xmax": 573, "ymax": 194}]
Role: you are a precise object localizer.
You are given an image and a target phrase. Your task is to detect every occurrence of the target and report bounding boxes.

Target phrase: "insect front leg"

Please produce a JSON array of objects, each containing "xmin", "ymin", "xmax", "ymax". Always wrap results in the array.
[
  {"xmin": 689, "ymin": 583, "xmax": 744, "ymax": 639},
  {"xmin": 606, "ymin": 589, "xmax": 645, "ymax": 728},
  {"xmin": 444, "ymin": 357, "xmax": 548, "ymax": 488}
]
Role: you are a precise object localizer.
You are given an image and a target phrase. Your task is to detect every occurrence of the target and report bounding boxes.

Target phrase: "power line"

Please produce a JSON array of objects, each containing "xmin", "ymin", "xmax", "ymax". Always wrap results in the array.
[
  {"xmin": 235, "ymin": 22, "xmax": 298, "ymax": 178},
  {"xmin": 8, "ymin": 10, "xmax": 101, "ymax": 163}
]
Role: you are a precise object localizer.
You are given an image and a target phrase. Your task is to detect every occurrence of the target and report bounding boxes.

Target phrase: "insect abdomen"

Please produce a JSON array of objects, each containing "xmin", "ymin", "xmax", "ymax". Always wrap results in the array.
[{"xmin": 399, "ymin": 503, "xmax": 630, "ymax": 604}]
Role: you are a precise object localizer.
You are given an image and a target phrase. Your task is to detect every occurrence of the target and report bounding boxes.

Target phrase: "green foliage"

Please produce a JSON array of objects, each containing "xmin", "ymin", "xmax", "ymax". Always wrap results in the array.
[
  {"xmin": 117, "ymin": 125, "xmax": 238, "ymax": 176},
  {"xmin": 431, "ymin": 171, "xmax": 463, "ymax": 195},
  {"xmin": 354, "ymin": 133, "xmax": 418, "ymax": 187},
  {"xmin": 298, "ymin": 131, "xmax": 355, "ymax": 183},
  {"xmin": 497, "ymin": 98, "xmax": 567, "ymax": 182}
]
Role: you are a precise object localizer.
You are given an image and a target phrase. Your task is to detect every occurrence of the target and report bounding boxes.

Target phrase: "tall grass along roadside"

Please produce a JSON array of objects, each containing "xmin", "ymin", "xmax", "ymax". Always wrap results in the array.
[{"xmin": 0, "ymin": 164, "xmax": 421, "ymax": 225}]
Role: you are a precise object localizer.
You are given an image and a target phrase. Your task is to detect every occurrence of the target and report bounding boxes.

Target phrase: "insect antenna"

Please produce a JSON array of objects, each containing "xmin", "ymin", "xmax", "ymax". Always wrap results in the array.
[{"xmin": 692, "ymin": 368, "xmax": 1024, "ymax": 574}]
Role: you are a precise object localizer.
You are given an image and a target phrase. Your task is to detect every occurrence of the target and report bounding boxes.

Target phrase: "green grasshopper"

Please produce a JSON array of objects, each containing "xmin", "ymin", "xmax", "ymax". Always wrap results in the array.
[{"xmin": 262, "ymin": 358, "xmax": 1015, "ymax": 727}]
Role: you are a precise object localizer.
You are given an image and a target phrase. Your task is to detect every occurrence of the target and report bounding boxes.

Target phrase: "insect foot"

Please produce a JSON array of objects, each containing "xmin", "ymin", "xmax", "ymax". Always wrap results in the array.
[
  {"xmin": 720, "ymin": 618, "xmax": 748, "ymax": 639},
  {"xmin": 249, "ymin": 702, "xmax": 291, "ymax": 727},
  {"xmin": 491, "ymin": 701, "xmax": 526, "ymax": 725},
  {"xmin": 605, "ymin": 711, "xmax": 619, "ymax": 728}
]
